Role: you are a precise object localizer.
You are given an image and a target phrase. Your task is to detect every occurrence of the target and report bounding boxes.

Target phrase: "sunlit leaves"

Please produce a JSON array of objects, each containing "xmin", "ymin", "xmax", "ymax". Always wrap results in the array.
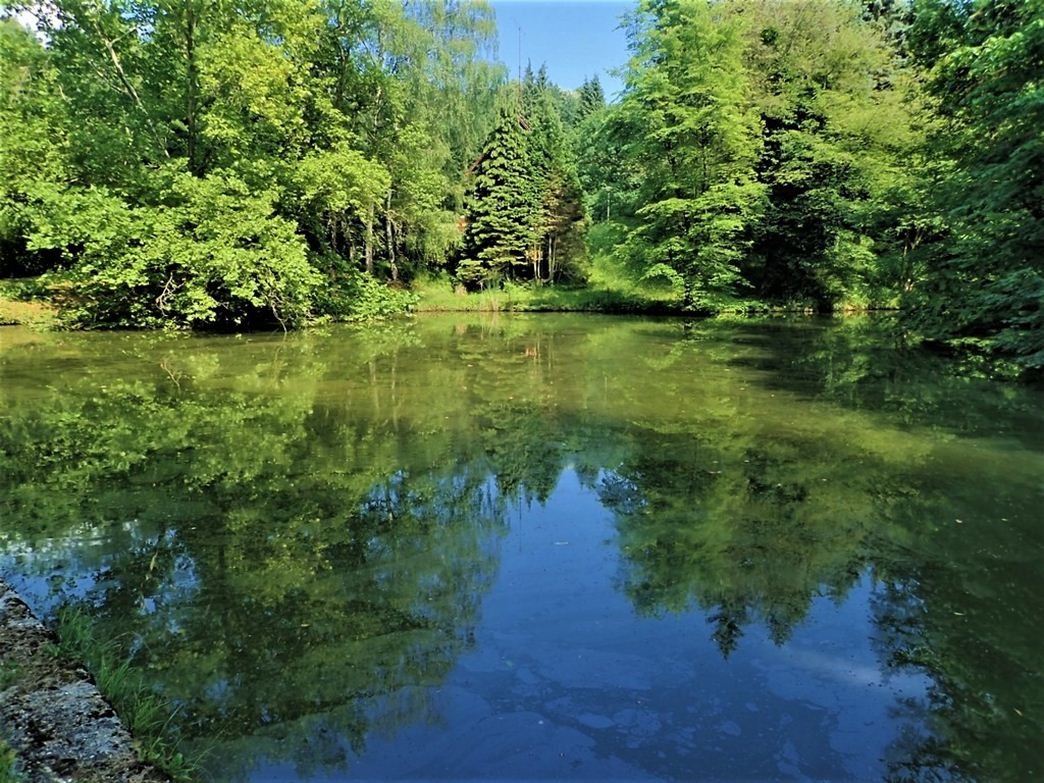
[{"xmin": 610, "ymin": 0, "xmax": 765, "ymax": 308}]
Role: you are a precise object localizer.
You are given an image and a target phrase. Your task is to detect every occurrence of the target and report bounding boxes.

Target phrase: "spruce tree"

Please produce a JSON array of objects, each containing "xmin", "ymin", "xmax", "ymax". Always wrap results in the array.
[
  {"xmin": 460, "ymin": 68, "xmax": 587, "ymax": 289},
  {"xmin": 460, "ymin": 105, "xmax": 535, "ymax": 289},
  {"xmin": 523, "ymin": 67, "xmax": 587, "ymax": 283},
  {"xmin": 578, "ymin": 76, "xmax": 606, "ymax": 121}
]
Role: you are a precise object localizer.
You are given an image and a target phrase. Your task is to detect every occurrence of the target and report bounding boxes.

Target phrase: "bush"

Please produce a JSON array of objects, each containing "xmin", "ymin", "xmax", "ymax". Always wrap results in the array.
[
  {"xmin": 23, "ymin": 173, "xmax": 320, "ymax": 329},
  {"xmin": 313, "ymin": 258, "xmax": 417, "ymax": 321}
]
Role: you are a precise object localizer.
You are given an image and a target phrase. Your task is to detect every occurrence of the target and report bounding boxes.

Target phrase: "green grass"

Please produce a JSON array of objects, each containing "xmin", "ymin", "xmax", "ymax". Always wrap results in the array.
[
  {"xmin": 0, "ymin": 663, "xmax": 23, "ymax": 690},
  {"xmin": 411, "ymin": 270, "xmax": 888, "ymax": 319},
  {"xmin": 0, "ymin": 277, "xmax": 59, "ymax": 327},
  {"xmin": 0, "ymin": 740, "xmax": 22, "ymax": 783},
  {"xmin": 0, "ymin": 665, "xmax": 24, "ymax": 782},
  {"xmin": 411, "ymin": 275, "xmax": 784, "ymax": 317},
  {"xmin": 412, "ymin": 280, "xmax": 657, "ymax": 313},
  {"xmin": 412, "ymin": 266, "xmax": 679, "ymax": 314},
  {"xmin": 51, "ymin": 606, "xmax": 201, "ymax": 782}
]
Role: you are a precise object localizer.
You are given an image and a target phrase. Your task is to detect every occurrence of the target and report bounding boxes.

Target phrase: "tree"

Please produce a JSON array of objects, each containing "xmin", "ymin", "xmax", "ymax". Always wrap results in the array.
[
  {"xmin": 0, "ymin": 18, "xmax": 70, "ymax": 276},
  {"xmin": 577, "ymin": 75, "xmax": 605, "ymax": 122},
  {"xmin": 459, "ymin": 103, "xmax": 536, "ymax": 289},
  {"xmin": 611, "ymin": 0, "xmax": 765, "ymax": 310},
  {"xmin": 459, "ymin": 66, "xmax": 588, "ymax": 290},
  {"xmin": 522, "ymin": 65, "xmax": 587, "ymax": 283},
  {"xmin": 0, "ymin": 0, "xmax": 505, "ymax": 326},
  {"xmin": 904, "ymin": 0, "xmax": 1044, "ymax": 372},
  {"xmin": 734, "ymin": 0, "xmax": 925, "ymax": 309}
]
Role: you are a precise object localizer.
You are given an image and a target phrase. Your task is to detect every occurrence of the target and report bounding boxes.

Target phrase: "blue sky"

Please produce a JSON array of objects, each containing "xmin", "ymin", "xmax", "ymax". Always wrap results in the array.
[{"xmin": 489, "ymin": 1, "xmax": 632, "ymax": 97}]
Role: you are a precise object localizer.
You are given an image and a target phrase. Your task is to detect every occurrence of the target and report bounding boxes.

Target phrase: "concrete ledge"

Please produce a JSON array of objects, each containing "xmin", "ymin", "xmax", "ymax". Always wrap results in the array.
[{"xmin": 0, "ymin": 581, "xmax": 169, "ymax": 783}]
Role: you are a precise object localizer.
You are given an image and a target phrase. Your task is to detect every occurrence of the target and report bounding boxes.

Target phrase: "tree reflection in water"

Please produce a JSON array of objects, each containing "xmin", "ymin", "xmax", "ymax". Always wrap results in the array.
[{"xmin": 1, "ymin": 315, "xmax": 1040, "ymax": 780}]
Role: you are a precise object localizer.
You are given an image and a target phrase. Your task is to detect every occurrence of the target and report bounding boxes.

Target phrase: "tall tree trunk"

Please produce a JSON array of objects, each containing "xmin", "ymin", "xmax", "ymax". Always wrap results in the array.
[
  {"xmin": 550, "ymin": 234, "xmax": 557, "ymax": 282},
  {"xmin": 364, "ymin": 207, "xmax": 374, "ymax": 275},
  {"xmin": 547, "ymin": 234, "xmax": 555, "ymax": 283},
  {"xmin": 185, "ymin": 1, "xmax": 201, "ymax": 175},
  {"xmin": 385, "ymin": 190, "xmax": 397, "ymax": 282}
]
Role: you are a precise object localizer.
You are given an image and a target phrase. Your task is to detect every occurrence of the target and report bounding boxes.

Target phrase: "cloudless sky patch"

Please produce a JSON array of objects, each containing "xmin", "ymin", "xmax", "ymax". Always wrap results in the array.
[{"xmin": 489, "ymin": 1, "xmax": 631, "ymax": 97}]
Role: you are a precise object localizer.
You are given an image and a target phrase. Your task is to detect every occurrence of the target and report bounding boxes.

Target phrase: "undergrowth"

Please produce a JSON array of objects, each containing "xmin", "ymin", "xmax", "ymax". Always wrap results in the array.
[
  {"xmin": 412, "ymin": 272, "xmax": 676, "ymax": 314},
  {"xmin": 0, "ymin": 277, "xmax": 58, "ymax": 327}
]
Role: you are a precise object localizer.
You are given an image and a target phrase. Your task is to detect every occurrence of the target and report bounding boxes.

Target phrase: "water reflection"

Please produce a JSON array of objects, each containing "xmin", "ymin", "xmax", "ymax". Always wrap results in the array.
[{"xmin": 0, "ymin": 315, "xmax": 1041, "ymax": 781}]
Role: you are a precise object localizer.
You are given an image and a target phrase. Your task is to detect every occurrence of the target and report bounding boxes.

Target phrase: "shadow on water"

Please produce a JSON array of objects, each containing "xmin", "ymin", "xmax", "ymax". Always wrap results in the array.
[{"xmin": 0, "ymin": 314, "xmax": 1041, "ymax": 781}]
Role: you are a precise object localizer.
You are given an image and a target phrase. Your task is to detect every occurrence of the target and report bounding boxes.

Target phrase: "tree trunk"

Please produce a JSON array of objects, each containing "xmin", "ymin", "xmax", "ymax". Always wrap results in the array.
[
  {"xmin": 86, "ymin": 9, "xmax": 169, "ymax": 158},
  {"xmin": 186, "ymin": 1, "xmax": 201, "ymax": 175},
  {"xmin": 550, "ymin": 234, "xmax": 557, "ymax": 282},
  {"xmin": 547, "ymin": 236, "xmax": 553, "ymax": 283},
  {"xmin": 385, "ymin": 190, "xmax": 397, "ymax": 282},
  {"xmin": 364, "ymin": 207, "xmax": 374, "ymax": 275}
]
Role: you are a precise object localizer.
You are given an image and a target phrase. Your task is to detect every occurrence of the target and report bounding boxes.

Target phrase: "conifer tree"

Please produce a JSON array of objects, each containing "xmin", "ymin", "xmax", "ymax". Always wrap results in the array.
[
  {"xmin": 578, "ymin": 76, "xmax": 605, "ymax": 121},
  {"xmin": 523, "ymin": 67, "xmax": 586, "ymax": 283},
  {"xmin": 459, "ymin": 104, "xmax": 535, "ymax": 288},
  {"xmin": 460, "ymin": 68, "xmax": 587, "ymax": 288}
]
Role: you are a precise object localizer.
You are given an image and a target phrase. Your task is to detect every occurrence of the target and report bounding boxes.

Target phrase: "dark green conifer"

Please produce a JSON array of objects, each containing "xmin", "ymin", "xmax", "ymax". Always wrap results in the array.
[
  {"xmin": 459, "ymin": 105, "xmax": 535, "ymax": 288},
  {"xmin": 578, "ymin": 76, "xmax": 605, "ymax": 121}
]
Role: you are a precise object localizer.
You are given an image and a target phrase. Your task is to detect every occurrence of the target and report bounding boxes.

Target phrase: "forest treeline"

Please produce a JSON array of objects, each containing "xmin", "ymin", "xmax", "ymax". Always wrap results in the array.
[{"xmin": 0, "ymin": 0, "xmax": 1040, "ymax": 371}]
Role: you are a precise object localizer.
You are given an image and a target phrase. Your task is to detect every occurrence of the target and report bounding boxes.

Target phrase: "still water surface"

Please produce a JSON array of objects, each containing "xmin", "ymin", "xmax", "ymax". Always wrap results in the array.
[{"xmin": 1, "ymin": 315, "xmax": 1042, "ymax": 781}]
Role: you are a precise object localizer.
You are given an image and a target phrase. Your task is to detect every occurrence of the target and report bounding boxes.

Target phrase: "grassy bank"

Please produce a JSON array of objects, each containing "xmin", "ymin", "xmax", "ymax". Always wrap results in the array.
[
  {"xmin": 1, "ymin": 268, "xmax": 892, "ymax": 329},
  {"xmin": 51, "ymin": 607, "xmax": 197, "ymax": 781},
  {"xmin": 412, "ymin": 277, "xmax": 673, "ymax": 313},
  {"xmin": 409, "ymin": 275, "xmax": 864, "ymax": 317},
  {"xmin": 0, "ymin": 279, "xmax": 58, "ymax": 328}
]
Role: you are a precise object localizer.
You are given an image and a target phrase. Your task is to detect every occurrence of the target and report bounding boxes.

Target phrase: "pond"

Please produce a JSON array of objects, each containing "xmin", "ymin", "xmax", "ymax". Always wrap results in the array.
[{"xmin": 1, "ymin": 314, "xmax": 1042, "ymax": 781}]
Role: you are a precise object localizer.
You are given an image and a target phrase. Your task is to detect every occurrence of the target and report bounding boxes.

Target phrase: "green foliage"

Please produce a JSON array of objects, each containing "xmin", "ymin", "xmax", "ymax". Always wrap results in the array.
[
  {"xmin": 459, "ymin": 105, "xmax": 536, "ymax": 288},
  {"xmin": 413, "ymin": 275, "xmax": 671, "ymax": 314},
  {"xmin": 459, "ymin": 65, "xmax": 587, "ymax": 290},
  {"xmin": 294, "ymin": 145, "xmax": 391, "ymax": 254},
  {"xmin": 577, "ymin": 75, "xmax": 605, "ymax": 122},
  {"xmin": 0, "ymin": 0, "xmax": 1040, "ymax": 372},
  {"xmin": 594, "ymin": 0, "xmax": 926, "ymax": 313},
  {"xmin": 313, "ymin": 259, "xmax": 419, "ymax": 321},
  {"xmin": 903, "ymin": 0, "xmax": 1044, "ymax": 371},
  {"xmin": 610, "ymin": 0, "xmax": 766, "ymax": 310},
  {"xmin": 0, "ymin": 18, "xmax": 69, "ymax": 276},
  {"xmin": 0, "ymin": 740, "xmax": 20, "ymax": 783},
  {"xmin": 736, "ymin": 0, "xmax": 926, "ymax": 309},
  {"xmin": 24, "ymin": 172, "xmax": 319, "ymax": 329},
  {"xmin": 0, "ymin": 0, "xmax": 506, "ymax": 327}
]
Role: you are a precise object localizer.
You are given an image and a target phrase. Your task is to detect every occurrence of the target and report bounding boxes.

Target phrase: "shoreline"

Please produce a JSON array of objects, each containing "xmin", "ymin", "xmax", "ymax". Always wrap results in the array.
[{"xmin": 0, "ymin": 582, "xmax": 168, "ymax": 783}]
